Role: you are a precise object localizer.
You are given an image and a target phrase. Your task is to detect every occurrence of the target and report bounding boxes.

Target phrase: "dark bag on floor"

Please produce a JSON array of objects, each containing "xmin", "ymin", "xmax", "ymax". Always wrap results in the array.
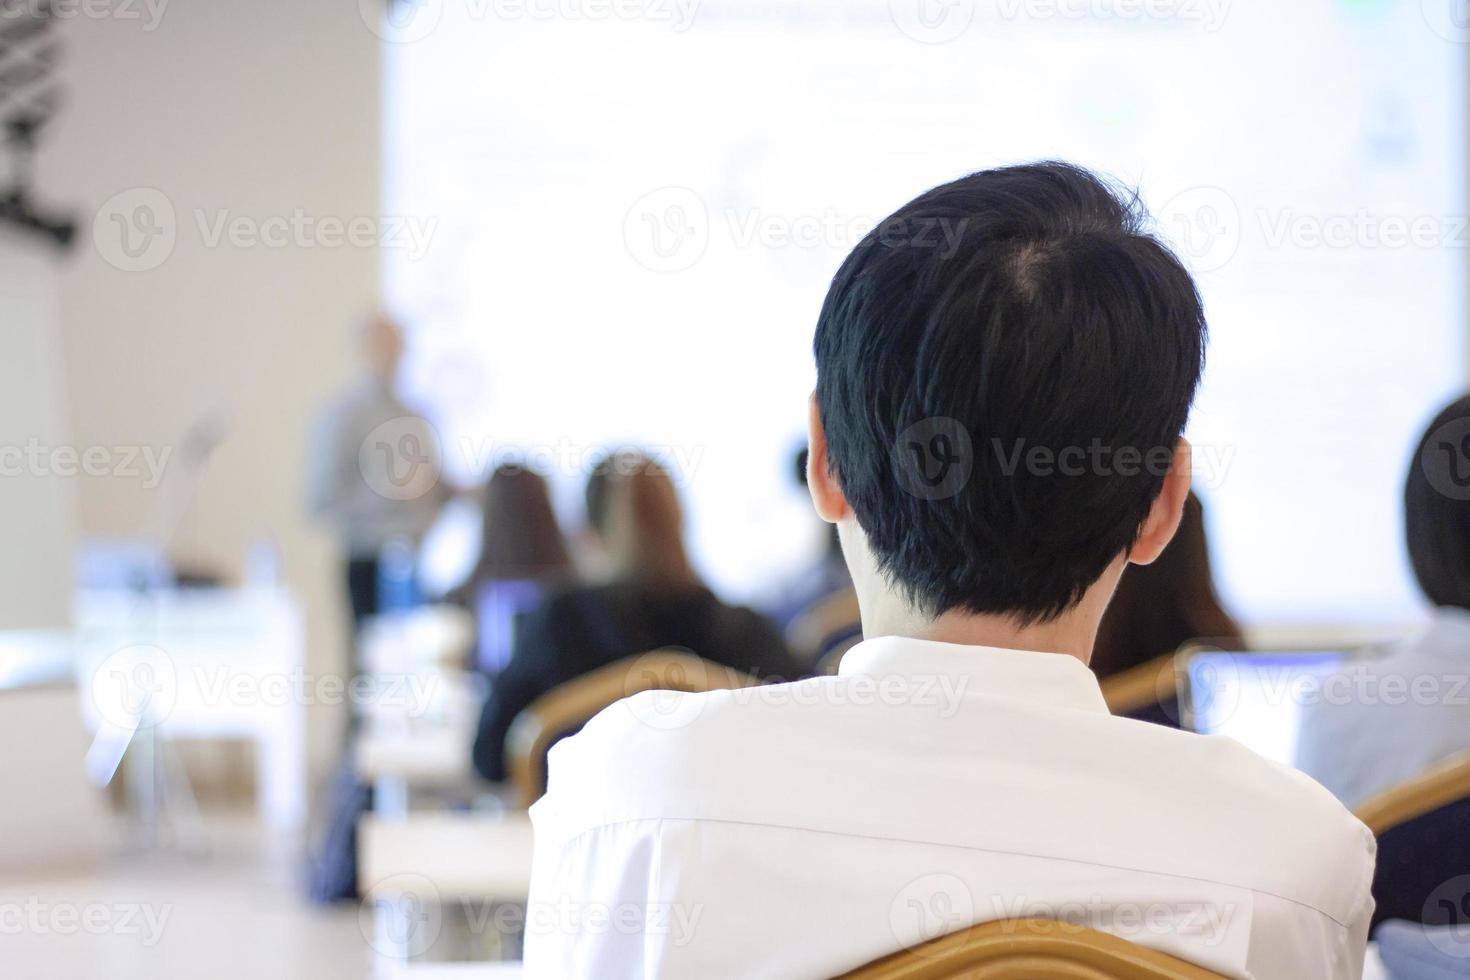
[{"xmin": 305, "ymin": 750, "xmax": 372, "ymax": 903}]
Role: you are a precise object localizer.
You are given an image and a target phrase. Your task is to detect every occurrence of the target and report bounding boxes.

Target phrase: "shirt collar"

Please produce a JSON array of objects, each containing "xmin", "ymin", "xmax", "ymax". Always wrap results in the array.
[{"xmin": 837, "ymin": 635, "xmax": 1110, "ymax": 715}]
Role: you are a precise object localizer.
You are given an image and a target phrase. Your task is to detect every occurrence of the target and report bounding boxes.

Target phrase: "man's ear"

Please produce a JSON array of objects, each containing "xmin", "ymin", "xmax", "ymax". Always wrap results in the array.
[
  {"xmin": 1127, "ymin": 439, "xmax": 1192, "ymax": 566},
  {"xmin": 807, "ymin": 393, "xmax": 851, "ymax": 523}
]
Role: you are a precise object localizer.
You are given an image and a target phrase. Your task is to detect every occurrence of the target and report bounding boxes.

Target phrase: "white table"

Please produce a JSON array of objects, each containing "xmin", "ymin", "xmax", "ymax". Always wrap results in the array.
[
  {"xmin": 354, "ymin": 609, "xmax": 486, "ymax": 818},
  {"xmin": 356, "ymin": 725, "xmax": 481, "ymax": 817},
  {"xmin": 73, "ymin": 587, "xmax": 307, "ymax": 830},
  {"xmin": 388, "ymin": 965, "xmax": 523, "ymax": 979},
  {"xmin": 359, "ymin": 812, "xmax": 535, "ymax": 974},
  {"xmin": 359, "ymin": 811, "xmax": 534, "ymax": 898}
]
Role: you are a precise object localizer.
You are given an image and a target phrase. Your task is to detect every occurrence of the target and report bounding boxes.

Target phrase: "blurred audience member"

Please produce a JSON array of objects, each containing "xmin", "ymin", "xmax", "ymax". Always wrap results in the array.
[
  {"xmin": 1091, "ymin": 490, "xmax": 1243, "ymax": 678},
  {"xmin": 470, "ymin": 453, "xmax": 802, "ymax": 781},
  {"xmin": 306, "ymin": 314, "xmax": 446, "ymax": 633},
  {"xmin": 1296, "ymin": 394, "xmax": 1470, "ymax": 809},
  {"xmin": 766, "ymin": 447, "xmax": 852, "ymax": 630},
  {"xmin": 449, "ymin": 463, "xmax": 577, "ymax": 673},
  {"xmin": 448, "ymin": 463, "xmax": 576, "ymax": 604},
  {"xmin": 578, "ymin": 449, "xmax": 634, "ymax": 580}
]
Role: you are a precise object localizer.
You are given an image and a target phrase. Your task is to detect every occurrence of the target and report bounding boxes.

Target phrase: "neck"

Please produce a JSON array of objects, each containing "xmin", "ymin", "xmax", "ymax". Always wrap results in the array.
[
  {"xmin": 852, "ymin": 563, "xmax": 1122, "ymax": 666},
  {"xmin": 860, "ymin": 603, "xmax": 1100, "ymax": 664},
  {"xmin": 837, "ymin": 521, "xmax": 1123, "ymax": 666}
]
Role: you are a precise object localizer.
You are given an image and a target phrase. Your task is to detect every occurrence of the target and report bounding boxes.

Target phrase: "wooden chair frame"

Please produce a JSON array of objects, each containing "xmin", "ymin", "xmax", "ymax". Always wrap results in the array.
[
  {"xmin": 504, "ymin": 649, "xmax": 758, "ymax": 808},
  {"xmin": 1356, "ymin": 751, "xmax": 1470, "ymax": 836},
  {"xmin": 835, "ymin": 918, "xmax": 1225, "ymax": 979},
  {"xmin": 785, "ymin": 587, "xmax": 861, "ymax": 666},
  {"xmin": 1098, "ymin": 651, "xmax": 1181, "ymax": 718}
]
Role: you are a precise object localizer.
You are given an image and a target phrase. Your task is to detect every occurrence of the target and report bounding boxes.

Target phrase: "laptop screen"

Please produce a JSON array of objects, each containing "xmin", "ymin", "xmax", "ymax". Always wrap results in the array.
[
  {"xmin": 1184, "ymin": 651, "xmax": 1348, "ymax": 768},
  {"xmin": 474, "ymin": 579, "xmax": 545, "ymax": 674}
]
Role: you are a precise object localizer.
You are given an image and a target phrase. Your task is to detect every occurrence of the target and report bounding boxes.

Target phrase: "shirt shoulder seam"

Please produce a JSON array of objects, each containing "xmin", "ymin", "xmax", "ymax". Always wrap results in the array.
[{"xmin": 537, "ymin": 812, "xmax": 1371, "ymax": 928}]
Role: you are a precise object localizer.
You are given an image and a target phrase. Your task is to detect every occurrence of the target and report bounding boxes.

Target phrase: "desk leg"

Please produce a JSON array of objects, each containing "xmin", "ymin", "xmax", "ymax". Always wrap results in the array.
[
  {"xmin": 372, "ymin": 895, "xmax": 408, "ymax": 979},
  {"xmin": 259, "ymin": 709, "xmax": 306, "ymax": 831}
]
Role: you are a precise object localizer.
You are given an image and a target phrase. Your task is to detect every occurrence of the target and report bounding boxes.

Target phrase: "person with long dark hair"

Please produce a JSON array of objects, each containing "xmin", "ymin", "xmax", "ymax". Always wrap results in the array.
[
  {"xmin": 470, "ymin": 452, "xmax": 801, "ymax": 781},
  {"xmin": 1091, "ymin": 490, "xmax": 1243, "ymax": 679},
  {"xmin": 447, "ymin": 463, "xmax": 578, "ymax": 674},
  {"xmin": 1296, "ymin": 395, "xmax": 1470, "ymax": 808},
  {"xmin": 450, "ymin": 463, "xmax": 575, "ymax": 602}
]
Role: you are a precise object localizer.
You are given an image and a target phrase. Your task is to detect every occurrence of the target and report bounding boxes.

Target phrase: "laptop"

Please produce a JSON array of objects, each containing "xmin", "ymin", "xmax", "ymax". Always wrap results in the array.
[
  {"xmin": 1179, "ymin": 649, "xmax": 1350, "ymax": 768},
  {"xmin": 474, "ymin": 579, "xmax": 545, "ymax": 674}
]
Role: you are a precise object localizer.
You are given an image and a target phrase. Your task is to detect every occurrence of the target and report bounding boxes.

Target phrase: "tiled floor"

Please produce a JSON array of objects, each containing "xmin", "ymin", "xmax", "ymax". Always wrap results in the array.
[{"xmin": 1, "ymin": 813, "xmax": 375, "ymax": 980}]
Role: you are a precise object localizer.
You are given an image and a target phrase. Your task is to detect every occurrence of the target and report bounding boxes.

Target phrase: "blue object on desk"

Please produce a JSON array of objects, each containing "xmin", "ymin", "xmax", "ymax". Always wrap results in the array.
[
  {"xmin": 474, "ymin": 579, "xmax": 543, "ymax": 674},
  {"xmin": 1375, "ymin": 919, "xmax": 1470, "ymax": 980}
]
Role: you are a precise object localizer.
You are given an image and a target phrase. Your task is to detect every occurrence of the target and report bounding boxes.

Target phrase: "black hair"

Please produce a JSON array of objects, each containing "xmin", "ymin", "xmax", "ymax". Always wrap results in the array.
[
  {"xmin": 813, "ymin": 161, "xmax": 1206, "ymax": 624},
  {"xmin": 1405, "ymin": 395, "xmax": 1470, "ymax": 610}
]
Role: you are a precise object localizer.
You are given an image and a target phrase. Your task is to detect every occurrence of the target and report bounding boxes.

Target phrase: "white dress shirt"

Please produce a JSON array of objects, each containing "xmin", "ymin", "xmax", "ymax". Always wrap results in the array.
[
  {"xmin": 1295, "ymin": 606, "xmax": 1470, "ymax": 810},
  {"xmin": 525, "ymin": 637, "xmax": 1375, "ymax": 979}
]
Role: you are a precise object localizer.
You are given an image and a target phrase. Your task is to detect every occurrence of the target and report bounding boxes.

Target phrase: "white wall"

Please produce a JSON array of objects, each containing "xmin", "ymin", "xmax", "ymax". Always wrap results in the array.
[
  {"xmin": 45, "ymin": 2, "xmax": 381, "ymax": 777},
  {"xmin": 0, "ymin": 240, "xmax": 104, "ymax": 871},
  {"xmin": 0, "ymin": 238, "xmax": 75, "ymax": 629}
]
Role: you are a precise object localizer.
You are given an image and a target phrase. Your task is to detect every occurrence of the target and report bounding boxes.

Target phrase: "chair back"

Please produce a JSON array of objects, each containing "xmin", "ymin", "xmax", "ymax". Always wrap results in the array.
[
  {"xmin": 1098, "ymin": 650, "xmax": 1183, "ymax": 727},
  {"xmin": 505, "ymin": 649, "xmax": 758, "ymax": 807},
  {"xmin": 834, "ymin": 918, "xmax": 1225, "ymax": 979},
  {"xmin": 786, "ymin": 588, "xmax": 862, "ymax": 672},
  {"xmin": 1355, "ymin": 752, "xmax": 1470, "ymax": 930}
]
